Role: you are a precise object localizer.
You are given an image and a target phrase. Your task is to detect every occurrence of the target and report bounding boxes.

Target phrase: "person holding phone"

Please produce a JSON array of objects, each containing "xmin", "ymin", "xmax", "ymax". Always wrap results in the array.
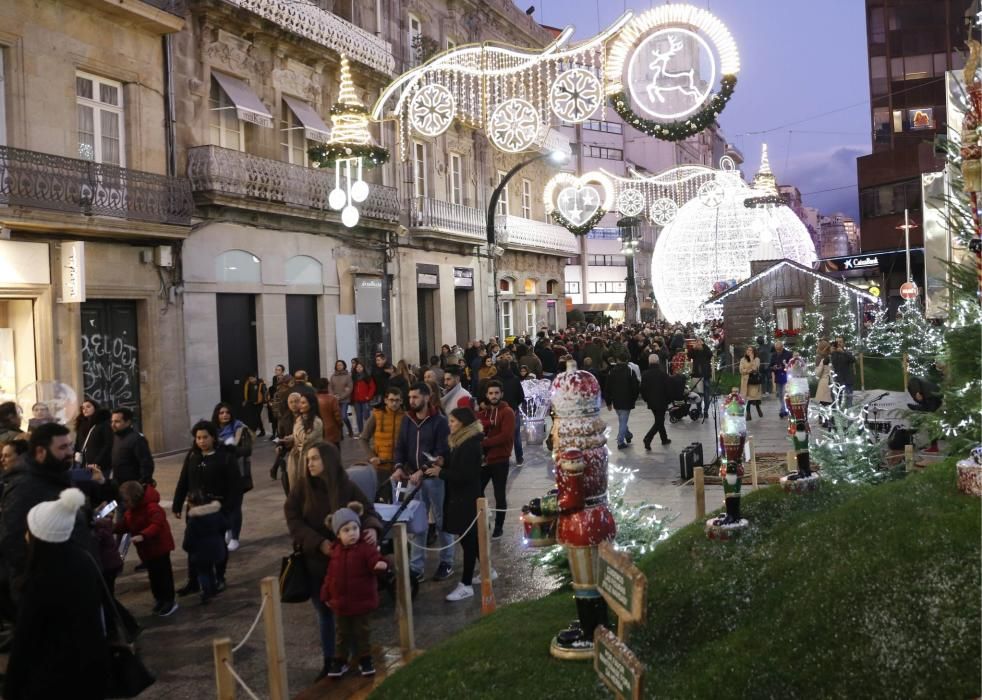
[{"xmin": 391, "ymin": 383, "xmax": 451, "ymax": 584}]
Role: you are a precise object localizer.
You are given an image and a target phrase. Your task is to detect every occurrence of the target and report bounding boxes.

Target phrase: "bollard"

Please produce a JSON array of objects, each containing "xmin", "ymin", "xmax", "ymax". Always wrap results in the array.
[
  {"xmin": 693, "ymin": 466, "xmax": 705, "ymax": 519},
  {"xmin": 859, "ymin": 352, "xmax": 865, "ymax": 391},
  {"xmin": 902, "ymin": 352, "xmax": 909, "ymax": 393},
  {"xmin": 749, "ymin": 436, "xmax": 758, "ymax": 490},
  {"xmin": 260, "ymin": 576, "xmax": 289, "ymax": 700},
  {"xmin": 392, "ymin": 522, "xmax": 416, "ymax": 657},
  {"xmin": 905, "ymin": 444, "xmax": 915, "ymax": 472},
  {"xmin": 476, "ymin": 497, "xmax": 497, "ymax": 615},
  {"xmin": 213, "ymin": 638, "xmax": 234, "ymax": 700}
]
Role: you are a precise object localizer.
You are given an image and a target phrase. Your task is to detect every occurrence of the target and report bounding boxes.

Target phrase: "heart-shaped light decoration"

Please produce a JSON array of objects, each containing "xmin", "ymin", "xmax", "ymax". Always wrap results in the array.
[{"xmin": 543, "ymin": 171, "xmax": 615, "ymax": 234}]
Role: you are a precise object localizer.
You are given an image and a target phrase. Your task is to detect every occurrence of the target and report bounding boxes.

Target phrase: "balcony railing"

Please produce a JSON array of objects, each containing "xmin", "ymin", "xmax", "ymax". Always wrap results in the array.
[
  {"xmin": 143, "ymin": 0, "xmax": 187, "ymax": 16},
  {"xmin": 0, "ymin": 145, "xmax": 193, "ymax": 226},
  {"xmin": 410, "ymin": 197, "xmax": 485, "ymax": 241},
  {"xmin": 223, "ymin": 0, "xmax": 394, "ymax": 75},
  {"xmin": 187, "ymin": 145, "xmax": 400, "ymax": 224},
  {"xmin": 495, "ymin": 215, "xmax": 579, "ymax": 255}
]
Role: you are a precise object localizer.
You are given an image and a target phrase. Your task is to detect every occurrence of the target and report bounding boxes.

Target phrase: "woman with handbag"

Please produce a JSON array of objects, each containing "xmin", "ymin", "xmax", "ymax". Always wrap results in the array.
[
  {"xmin": 212, "ymin": 402, "xmax": 253, "ymax": 552},
  {"xmin": 5, "ymin": 488, "xmax": 114, "ymax": 699},
  {"xmin": 739, "ymin": 346, "xmax": 764, "ymax": 420},
  {"xmin": 284, "ymin": 441, "xmax": 383, "ymax": 682}
]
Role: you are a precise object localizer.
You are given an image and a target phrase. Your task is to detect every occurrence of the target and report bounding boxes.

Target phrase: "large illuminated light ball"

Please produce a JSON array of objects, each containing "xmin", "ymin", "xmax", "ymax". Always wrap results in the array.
[{"xmin": 651, "ymin": 177, "xmax": 816, "ymax": 323}]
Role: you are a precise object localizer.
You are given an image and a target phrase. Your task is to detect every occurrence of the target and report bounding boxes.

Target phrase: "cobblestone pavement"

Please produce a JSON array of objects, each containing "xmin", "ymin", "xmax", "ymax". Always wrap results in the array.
[{"xmin": 113, "ymin": 392, "xmax": 819, "ymax": 698}]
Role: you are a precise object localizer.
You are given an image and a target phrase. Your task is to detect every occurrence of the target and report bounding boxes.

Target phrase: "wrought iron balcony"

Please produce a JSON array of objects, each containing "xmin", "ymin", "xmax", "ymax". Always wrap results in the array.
[
  {"xmin": 0, "ymin": 145, "xmax": 193, "ymax": 226},
  {"xmin": 495, "ymin": 215, "xmax": 579, "ymax": 256},
  {"xmin": 410, "ymin": 197, "xmax": 485, "ymax": 242},
  {"xmin": 186, "ymin": 145, "xmax": 399, "ymax": 224},
  {"xmin": 142, "ymin": 0, "xmax": 187, "ymax": 15},
  {"xmin": 223, "ymin": 0, "xmax": 394, "ymax": 75}
]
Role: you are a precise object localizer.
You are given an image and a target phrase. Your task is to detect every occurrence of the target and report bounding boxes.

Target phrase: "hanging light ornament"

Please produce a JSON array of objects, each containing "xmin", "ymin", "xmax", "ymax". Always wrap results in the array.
[{"xmin": 309, "ymin": 55, "xmax": 389, "ymax": 228}]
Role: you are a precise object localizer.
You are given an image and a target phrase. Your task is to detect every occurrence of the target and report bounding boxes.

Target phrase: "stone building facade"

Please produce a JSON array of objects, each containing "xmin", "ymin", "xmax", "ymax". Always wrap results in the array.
[{"xmin": 0, "ymin": 0, "xmax": 192, "ymax": 451}]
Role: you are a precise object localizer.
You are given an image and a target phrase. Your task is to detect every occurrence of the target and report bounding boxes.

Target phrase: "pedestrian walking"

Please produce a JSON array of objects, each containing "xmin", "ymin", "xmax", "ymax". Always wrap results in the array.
[
  {"xmin": 477, "ymin": 381, "xmax": 514, "ymax": 539},
  {"xmin": 109, "ymin": 407, "xmax": 154, "ymax": 485},
  {"xmin": 285, "ymin": 391, "xmax": 324, "ymax": 492},
  {"xmin": 351, "ymin": 360, "xmax": 376, "ymax": 436},
  {"xmin": 116, "ymin": 480, "xmax": 177, "ymax": 616},
  {"xmin": 830, "ymin": 337, "xmax": 856, "ymax": 407},
  {"xmin": 756, "ymin": 336, "xmax": 773, "ymax": 395},
  {"xmin": 267, "ymin": 364, "xmax": 287, "ymax": 437},
  {"xmin": 330, "ymin": 360, "xmax": 355, "ymax": 438},
  {"xmin": 361, "ymin": 387, "xmax": 405, "ymax": 488},
  {"xmin": 640, "ymin": 355, "xmax": 671, "ymax": 449},
  {"xmin": 739, "ymin": 347, "xmax": 764, "ymax": 420},
  {"xmin": 73, "ymin": 400, "xmax": 113, "ymax": 471},
  {"xmin": 182, "ymin": 490, "xmax": 227, "ymax": 604},
  {"xmin": 315, "ymin": 378, "xmax": 344, "ymax": 450},
  {"xmin": 212, "ymin": 403, "xmax": 253, "ymax": 551},
  {"xmin": 603, "ymin": 353, "xmax": 639, "ymax": 449},
  {"xmin": 241, "ymin": 373, "xmax": 267, "ymax": 437},
  {"xmin": 769, "ymin": 341, "xmax": 793, "ymax": 417}
]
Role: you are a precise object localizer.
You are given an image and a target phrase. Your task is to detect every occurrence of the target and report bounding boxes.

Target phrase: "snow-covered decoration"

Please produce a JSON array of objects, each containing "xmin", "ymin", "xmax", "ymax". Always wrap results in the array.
[
  {"xmin": 409, "ymin": 84, "xmax": 455, "ymax": 137},
  {"xmin": 651, "ymin": 161, "xmax": 817, "ymax": 322},
  {"xmin": 697, "ymin": 180, "xmax": 726, "ymax": 208},
  {"xmin": 372, "ymin": 14, "xmax": 631, "ymax": 158},
  {"xmin": 601, "ymin": 162, "xmax": 718, "ymax": 226},
  {"xmin": 549, "ymin": 68, "xmax": 603, "ymax": 123},
  {"xmin": 811, "ymin": 382, "xmax": 889, "ymax": 484},
  {"xmin": 957, "ymin": 447, "xmax": 982, "ymax": 496},
  {"xmin": 543, "ymin": 171, "xmax": 615, "ymax": 234},
  {"xmin": 522, "ymin": 365, "xmax": 615, "ymax": 660},
  {"xmin": 782, "ymin": 357, "xmax": 818, "ymax": 491},
  {"xmin": 488, "ymin": 98, "xmax": 541, "ymax": 153}
]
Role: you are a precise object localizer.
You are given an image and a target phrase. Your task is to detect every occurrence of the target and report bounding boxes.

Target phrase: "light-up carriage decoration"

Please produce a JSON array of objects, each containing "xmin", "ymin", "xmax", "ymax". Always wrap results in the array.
[{"xmin": 519, "ymin": 378, "xmax": 553, "ymax": 446}]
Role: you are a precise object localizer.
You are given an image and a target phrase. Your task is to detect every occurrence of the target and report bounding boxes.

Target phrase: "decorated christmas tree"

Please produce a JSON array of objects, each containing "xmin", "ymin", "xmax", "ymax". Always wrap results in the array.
[
  {"xmin": 828, "ymin": 286, "xmax": 859, "ymax": 349},
  {"xmin": 798, "ymin": 279, "xmax": 824, "ymax": 361},
  {"xmin": 863, "ymin": 298, "xmax": 944, "ymax": 376},
  {"xmin": 753, "ymin": 297, "xmax": 775, "ymax": 345}
]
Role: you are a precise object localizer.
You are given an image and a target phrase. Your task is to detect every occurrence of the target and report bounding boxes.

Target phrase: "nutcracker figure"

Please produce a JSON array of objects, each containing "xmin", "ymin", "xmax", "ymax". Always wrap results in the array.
[
  {"xmin": 706, "ymin": 391, "xmax": 749, "ymax": 539},
  {"xmin": 522, "ymin": 365, "xmax": 616, "ymax": 660}
]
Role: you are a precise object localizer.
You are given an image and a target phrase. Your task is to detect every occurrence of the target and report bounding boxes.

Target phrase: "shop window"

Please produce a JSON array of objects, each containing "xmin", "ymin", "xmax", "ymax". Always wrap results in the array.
[
  {"xmin": 285, "ymin": 255, "xmax": 322, "ymax": 285},
  {"xmin": 0, "ymin": 299, "xmax": 37, "ymax": 418},
  {"xmin": 215, "ymin": 250, "xmax": 261, "ymax": 283}
]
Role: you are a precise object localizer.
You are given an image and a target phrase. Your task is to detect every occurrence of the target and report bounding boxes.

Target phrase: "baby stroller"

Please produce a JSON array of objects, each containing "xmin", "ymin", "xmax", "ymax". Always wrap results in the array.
[{"xmin": 667, "ymin": 374, "xmax": 703, "ymax": 423}]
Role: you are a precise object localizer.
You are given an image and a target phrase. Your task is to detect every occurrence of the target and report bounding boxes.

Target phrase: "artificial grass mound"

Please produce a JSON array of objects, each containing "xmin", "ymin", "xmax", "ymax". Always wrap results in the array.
[{"xmin": 372, "ymin": 460, "xmax": 981, "ymax": 699}]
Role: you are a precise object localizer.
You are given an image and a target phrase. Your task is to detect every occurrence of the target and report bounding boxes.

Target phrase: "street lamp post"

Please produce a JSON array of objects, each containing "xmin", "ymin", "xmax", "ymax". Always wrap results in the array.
[
  {"xmin": 618, "ymin": 216, "xmax": 641, "ymax": 324},
  {"xmin": 486, "ymin": 149, "xmax": 568, "ymax": 339}
]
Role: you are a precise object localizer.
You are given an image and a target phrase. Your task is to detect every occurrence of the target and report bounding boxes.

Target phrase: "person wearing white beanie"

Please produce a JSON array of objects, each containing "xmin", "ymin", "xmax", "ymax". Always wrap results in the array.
[
  {"xmin": 26, "ymin": 487, "xmax": 85, "ymax": 543},
  {"xmin": 5, "ymin": 488, "xmax": 113, "ymax": 700}
]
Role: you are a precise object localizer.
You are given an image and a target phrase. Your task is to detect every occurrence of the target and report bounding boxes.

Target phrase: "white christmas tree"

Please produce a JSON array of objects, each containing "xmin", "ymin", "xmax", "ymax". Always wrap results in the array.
[
  {"xmin": 812, "ymin": 383, "xmax": 892, "ymax": 484},
  {"xmin": 798, "ymin": 279, "xmax": 824, "ymax": 361},
  {"xmin": 828, "ymin": 286, "xmax": 859, "ymax": 349},
  {"xmin": 753, "ymin": 297, "xmax": 775, "ymax": 345},
  {"xmin": 864, "ymin": 298, "xmax": 943, "ymax": 376}
]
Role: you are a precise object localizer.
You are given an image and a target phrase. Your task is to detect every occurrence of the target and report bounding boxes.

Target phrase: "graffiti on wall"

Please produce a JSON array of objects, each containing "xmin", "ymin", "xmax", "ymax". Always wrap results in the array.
[{"xmin": 81, "ymin": 330, "xmax": 139, "ymax": 411}]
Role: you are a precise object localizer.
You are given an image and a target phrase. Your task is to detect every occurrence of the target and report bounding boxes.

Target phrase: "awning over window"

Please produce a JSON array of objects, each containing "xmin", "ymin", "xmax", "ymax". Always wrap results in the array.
[
  {"xmin": 211, "ymin": 70, "xmax": 273, "ymax": 128},
  {"xmin": 282, "ymin": 95, "xmax": 331, "ymax": 144}
]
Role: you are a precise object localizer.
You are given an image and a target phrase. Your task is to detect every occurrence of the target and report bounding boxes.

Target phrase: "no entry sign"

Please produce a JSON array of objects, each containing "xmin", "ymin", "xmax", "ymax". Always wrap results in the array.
[{"xmin": 899, "ymin": 281, "xmax": 919, "ymax": 300}]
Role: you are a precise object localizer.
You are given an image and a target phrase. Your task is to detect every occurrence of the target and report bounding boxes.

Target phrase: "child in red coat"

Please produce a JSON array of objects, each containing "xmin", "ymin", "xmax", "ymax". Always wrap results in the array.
[
  {"xmin": 320, "ymin": 502, "xmax": 387, "ymax": 678},
  {"xmin": 116, "ymin": 480, "xmax": 178, "ymax": 617}
]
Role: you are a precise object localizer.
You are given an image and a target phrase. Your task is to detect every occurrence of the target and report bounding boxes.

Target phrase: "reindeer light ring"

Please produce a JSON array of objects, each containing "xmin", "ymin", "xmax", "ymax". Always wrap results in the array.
[{"xmin": 629, "ymin": 29, "xmax": 715, "ymax": 119}]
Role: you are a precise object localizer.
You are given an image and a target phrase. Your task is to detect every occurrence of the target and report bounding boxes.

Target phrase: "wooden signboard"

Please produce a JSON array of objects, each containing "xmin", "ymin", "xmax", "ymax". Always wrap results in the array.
[
  {"xmin": 594, "ymin": 625, "xmax": 644, "ymax": 700},
  {"xmin": 598, "ymin": 541, "xmax": 647, "ymax": 625}
]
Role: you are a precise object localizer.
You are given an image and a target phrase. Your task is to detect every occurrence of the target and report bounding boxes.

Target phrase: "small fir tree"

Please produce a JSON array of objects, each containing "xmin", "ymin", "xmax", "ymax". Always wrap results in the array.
[
  {"xmin": 812, "ymin": 383, "xmax": 894, "ymax": 484},
  {"xmin": 828, "ymin": 286, "xmax": 860, "ymax": 349},
  {"xmin": 753, "ymin": 297, "xmax": 775, "ymax": 345},
  {"xmin": 798, "ymin": 280, "xmax": 825, "ymax": 361},
  {"xmin": 864, "ymin": 299, "xmax": 944, "ymax": 377}
]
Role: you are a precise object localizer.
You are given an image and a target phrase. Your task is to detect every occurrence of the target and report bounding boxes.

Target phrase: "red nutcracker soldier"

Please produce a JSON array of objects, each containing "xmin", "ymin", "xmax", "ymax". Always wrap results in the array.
[{"xmin": 522, "ymin": 365, "xmax": 616, "ymax": 660}]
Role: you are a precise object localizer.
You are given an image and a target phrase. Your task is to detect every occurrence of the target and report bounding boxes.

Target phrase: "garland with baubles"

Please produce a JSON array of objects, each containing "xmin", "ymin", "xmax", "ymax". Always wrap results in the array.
[
  {"xmin": 308, "ymin": 142, "xmax": 389, "ymax": 169},
  {"xmin": 551, "ymin": 208, "xmax": 607, "ymax": 236},
  {"xmin": 610, "ymin": 74, "xmax": 737, "ymax": 142}
]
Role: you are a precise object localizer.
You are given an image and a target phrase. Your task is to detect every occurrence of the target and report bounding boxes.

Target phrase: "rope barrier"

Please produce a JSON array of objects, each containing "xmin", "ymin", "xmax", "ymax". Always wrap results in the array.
[
  {"xmin": 486, "ymin": 506, "xmax": 524, "ymax": 513},
  {"xmin": 406, "ymin": 513, "xmax": 479, "ymax": 551},
  {"xmin": 232, "ymin": 593, "xmax": 269, "ymax": 654},
  {"xmin": 223, "ymin": 660, "xmax": 262, "ymax": 700}
]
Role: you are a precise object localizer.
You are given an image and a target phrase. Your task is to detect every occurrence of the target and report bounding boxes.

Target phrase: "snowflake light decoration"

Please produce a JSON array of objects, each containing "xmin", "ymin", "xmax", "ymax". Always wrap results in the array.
[
  {"xmin": 549, "ymin": 68, "xmax": 603, "ymax": 123},
  {"xmin": 649, "ymin": 197, "xmax": 678, "ymax": 226},
  {"xmin": 698, "ymin": 180, "xmax": 725, "ymax": 208},
  {"xmin": 617, "ymin": 188, "xmax": 646, "ymax": 217},
  {"xmin": 488, "ymin": 98, "xmax": 541, "ymax": 153},
  {"xmin": 410, "ymin": 84, "xmax": 456, "ymax": 137}
]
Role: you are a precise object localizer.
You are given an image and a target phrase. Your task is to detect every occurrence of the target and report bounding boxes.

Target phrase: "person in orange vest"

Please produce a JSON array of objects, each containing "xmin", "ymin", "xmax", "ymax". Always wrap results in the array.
[{"xmin": 360, "ymin": 387, "xmax": 405, "ymax": 491}]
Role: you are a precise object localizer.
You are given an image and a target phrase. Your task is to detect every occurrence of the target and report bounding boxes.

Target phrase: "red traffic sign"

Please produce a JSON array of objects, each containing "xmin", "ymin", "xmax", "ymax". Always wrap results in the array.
[{"xmin": 899, "ymin": 281, "xmax": 919, "ymax": 300}]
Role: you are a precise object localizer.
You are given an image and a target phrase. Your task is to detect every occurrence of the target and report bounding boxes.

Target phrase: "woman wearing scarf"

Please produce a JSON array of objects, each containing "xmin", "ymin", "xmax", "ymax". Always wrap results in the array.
[{"xmin": 211, "ymin": 402, "xmax": 252, "ymax": 551}]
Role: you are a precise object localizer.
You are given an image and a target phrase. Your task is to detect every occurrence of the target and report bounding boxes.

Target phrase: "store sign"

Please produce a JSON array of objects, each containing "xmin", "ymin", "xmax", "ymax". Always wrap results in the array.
[
  {"xmin": 453, "ymin": 267, "xmax": 474, "ymax": 289},
  {"xmin": 841, "ymin": 255, "xmax": 878, "ymax": 270},
  {"xmin": 60, "ymin": 241, "xmax": 86, "ymax": 303},
  {"xmin": 354, "ymin": 276, "xmax": 383, "ymax": 324},
  {"xmin": 907, "ymin": 107, "xmax": 934, "ymax": 131}
]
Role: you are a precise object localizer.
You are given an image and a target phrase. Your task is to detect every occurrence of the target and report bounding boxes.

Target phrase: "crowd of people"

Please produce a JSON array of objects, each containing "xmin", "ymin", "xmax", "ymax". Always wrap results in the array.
[{"xmin": 0, "ymin": 316, "xmax": 866, "ymax": 693}]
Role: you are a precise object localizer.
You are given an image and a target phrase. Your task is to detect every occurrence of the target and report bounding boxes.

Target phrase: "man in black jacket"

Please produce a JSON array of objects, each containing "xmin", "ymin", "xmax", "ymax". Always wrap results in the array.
[
  {"xmin": 603, "ymin": 353, "xmax": 640, "ymax": 450},
  {"xmin": 172, "ymin": 420, "xmax": 242, "ymax": 596},
  {"xmin": 640, "ymin": 355, "xmax": 672, "ymax": 450},
  {"xmin": 495, "ymin": 358, "xmax": 526, "ymax": 466},
  {"xmin": 0, "ymin": 423, "xmax": 95, "ymax": 611},
  {"xmin": 110, "ymin": 407, "xmax": 154, "ymax": 485}
]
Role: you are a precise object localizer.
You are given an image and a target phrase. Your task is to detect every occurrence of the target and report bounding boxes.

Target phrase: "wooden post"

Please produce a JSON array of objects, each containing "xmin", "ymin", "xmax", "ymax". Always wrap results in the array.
[
  {"xmin": 213, "ymin": 638, "xmax": 234, "ymax": 700},
  {"xmin": 749, "ymin": 436, "xmax": 758, "ymax": 490},
  {"xmin": 905, "ymin": 444, "xmax": 915, "ymax": 471},
  {"xmin": 392, "ymin": 522, "xmax": 416, "ymax": 656},
  {"xmin": 693, "ymin": 466, "xmax": 705, "ymax": 519},
  {"xmin": 858, "ymin": 352, "xmax": 865, "ymax": 391},
  {"xmin": 787, "ymin": 450, "xmax": 796, "ymax": 473},
  {"xmin": 900, "ymin": 353, "xmax": 909, "ymax": 391},
  {"xmin": 617, "ymin": 617, "xmax": 632, "ymax": 645},
  {"xmin": 476, "ymin": 497, "xmax": 496, "ymax": 615},
  {"xmin": 260, "ymin": 576, "xmax": 289, "ymax": 700}
]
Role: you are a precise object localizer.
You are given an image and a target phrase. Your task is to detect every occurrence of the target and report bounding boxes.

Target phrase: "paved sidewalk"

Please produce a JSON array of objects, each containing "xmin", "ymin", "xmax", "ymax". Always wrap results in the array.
[{"xmin": 111, "ymin": 393, "xmax": 803, "ymax": 698}]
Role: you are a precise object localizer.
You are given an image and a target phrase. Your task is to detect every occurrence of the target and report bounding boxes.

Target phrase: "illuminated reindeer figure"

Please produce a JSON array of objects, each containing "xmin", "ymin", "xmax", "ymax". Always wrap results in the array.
[{"xmin": 645, "ymin": 34, "xmax": 702, "ymax": 106}]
